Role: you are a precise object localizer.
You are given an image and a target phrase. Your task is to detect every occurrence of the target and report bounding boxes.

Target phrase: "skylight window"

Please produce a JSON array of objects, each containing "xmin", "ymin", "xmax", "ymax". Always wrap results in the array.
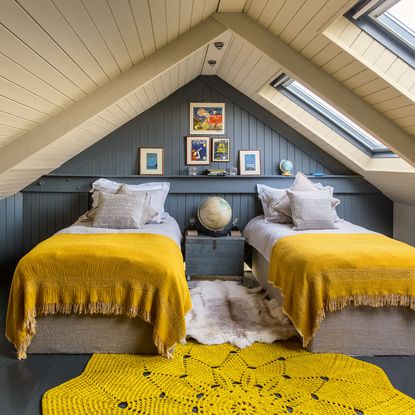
[
  {"xmin": 348, "ymin": 0, "xmax": 415, "ymax": 67},
  {"xmin": 272, "ymin": 75, "xmax": 392, "ymax": 156}
]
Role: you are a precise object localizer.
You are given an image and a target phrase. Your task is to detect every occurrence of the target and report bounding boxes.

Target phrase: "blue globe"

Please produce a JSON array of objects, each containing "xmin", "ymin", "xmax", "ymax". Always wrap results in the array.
[{"xmin": 280, "ymin": 159, "xmax": 293, "ymax": 176}]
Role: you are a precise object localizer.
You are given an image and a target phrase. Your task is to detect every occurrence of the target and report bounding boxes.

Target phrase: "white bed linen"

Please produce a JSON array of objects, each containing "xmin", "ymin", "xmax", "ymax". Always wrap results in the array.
[
  {"xmin": 56, "ymin": 213, "xmax": 182, "ymax": 247},
  {"xmin": 243, "ymin": 215, "xmax": 375, "ymax": 261}
]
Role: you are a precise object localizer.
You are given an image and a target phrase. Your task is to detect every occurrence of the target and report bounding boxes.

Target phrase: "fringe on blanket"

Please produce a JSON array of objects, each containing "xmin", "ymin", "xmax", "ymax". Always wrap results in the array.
[{"xmin": 326, "ymin": 294, "xmax": 415, "ymax": 313}]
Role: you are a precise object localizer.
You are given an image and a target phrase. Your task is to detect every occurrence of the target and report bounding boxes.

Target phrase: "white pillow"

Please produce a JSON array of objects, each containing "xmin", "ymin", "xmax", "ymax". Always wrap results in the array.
[
  {"xmin": 287, "ymin": 190, "xmax": 337, "ymax": 231},
  {"xmin": 91, "ymin": 178, "xmax": 122, "ymax": 194},
  {"xmin": 257, "ymin": 184, "xmax": 291, "ymax": 223},
  {"xmin": 92, "ymin": 191, "xmax": 156, "ymax": 229},
  {"xmin": 89, "ymin": 179, "xmax": 170, "ymax": 223}
]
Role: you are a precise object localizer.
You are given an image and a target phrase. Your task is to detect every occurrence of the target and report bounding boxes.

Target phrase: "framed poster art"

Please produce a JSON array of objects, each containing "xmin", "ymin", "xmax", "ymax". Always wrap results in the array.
[
  {"xmin": 212, "ymin": 138, "xmax": 230, "ymax": 162},
  {"xmin": 190, "ymin": 102, "xmax": 225, "ymax": 135},
  {"xmin": 239, "ymin": 150, "xmax": 261, "ymax": 175},
  {"xmin": 186, "ymin": 136, "xmax": 210, "ymax": 165},
  {"xmin": 139, "ymin": 147, "xmax": 164, "ymax": 175}
]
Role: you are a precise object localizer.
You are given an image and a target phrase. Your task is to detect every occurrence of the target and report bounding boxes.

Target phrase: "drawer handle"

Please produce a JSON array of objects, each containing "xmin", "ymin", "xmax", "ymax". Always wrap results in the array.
[{"xmin": 213, "ymin": 240, "xmax": 217, "ymax": 250}]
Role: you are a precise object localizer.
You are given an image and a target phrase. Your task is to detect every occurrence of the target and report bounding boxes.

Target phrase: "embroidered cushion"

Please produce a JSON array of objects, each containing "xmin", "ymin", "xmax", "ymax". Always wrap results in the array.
[
  {"xmin": 274, "ymin": 172, "xmax": 340, "ymax": 220},
  {"xmin": 81, "ymin": 180, "xmax": 169, "ymax": 224},
  {"xmin": 287, "ymin": 190, "xmax": 337, "ymax": 230},
  {"xmin": 92, "ymin": 191, "xmax": 155, "ymax": 229}
]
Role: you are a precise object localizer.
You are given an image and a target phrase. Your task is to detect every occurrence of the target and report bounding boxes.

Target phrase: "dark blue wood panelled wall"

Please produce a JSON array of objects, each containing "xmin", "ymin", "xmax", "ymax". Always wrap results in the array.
[
  {"xmin": 0, "ymin": 76, "xmax": 393, "ymax": 271},
  {"xmin": 0, "ymin": 193, "xmax": 23, "ymax": 274}
]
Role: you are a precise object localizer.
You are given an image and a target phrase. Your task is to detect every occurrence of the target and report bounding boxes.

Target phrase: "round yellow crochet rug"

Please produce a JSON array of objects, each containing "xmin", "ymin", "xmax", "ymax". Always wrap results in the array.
[{"xmin": 42, "ymin": 341, "xmax": 414, "ymax": 415}]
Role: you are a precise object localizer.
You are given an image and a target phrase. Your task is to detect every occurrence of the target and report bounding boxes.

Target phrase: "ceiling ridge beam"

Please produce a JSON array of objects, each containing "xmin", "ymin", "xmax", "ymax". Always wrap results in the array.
[
  {"xmin": 212, "ymin": 13, "xmax": 415, "ymax": 166},
  {"xmin": 0, "ymin": 17, "xmax": 227, "ymax": 177}
]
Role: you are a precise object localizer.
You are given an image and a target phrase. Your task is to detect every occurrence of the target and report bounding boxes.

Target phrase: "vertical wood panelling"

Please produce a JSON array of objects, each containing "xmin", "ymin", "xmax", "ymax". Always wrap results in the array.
[
  {"xmin": 23, "ymin": 192, "xmax": 89, "ymax": 253},
  {"xmin": 16, "ymin": 76, "xmax": 393, "ymax": 258},
  {"xmin": 55, "ymin": 77, "xmax": 336, "ymax": 176},
  {"xmin": 19, "ymin": 188, "xmax": 392, "ymax": 255},
  {"xmin": 394, "ymin": 202, "xmax": 415, "ymax": 246},
  {"xmin": 0, "ymin": 193, "xmax": 23, "ymax": 271}
]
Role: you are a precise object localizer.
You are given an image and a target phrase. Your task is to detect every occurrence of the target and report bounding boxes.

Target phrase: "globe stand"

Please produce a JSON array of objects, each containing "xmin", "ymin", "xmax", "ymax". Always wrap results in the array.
[
  {"xmin": 195, "ymin": 216, "xmax": 230, "ymax": 237},
  {"xmin": 199, "ymin": 228, "xmax": 229, "ymax": 237}
]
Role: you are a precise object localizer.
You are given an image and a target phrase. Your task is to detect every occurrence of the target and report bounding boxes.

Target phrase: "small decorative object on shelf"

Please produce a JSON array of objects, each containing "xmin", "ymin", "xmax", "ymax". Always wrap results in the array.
[
  {"xmin": 189, "ymin": 216, "xmax": 197, "ymax": 229},
  {"xmin": 312, "ymin": 171, "xmax": 325, "ymax": 177},
  {"xmin": 205, "ymin": 169, "xmax": 228, "ymax": 176},
  {"xmin": 230, "ymin": 218, "xmax": 241, "ymax": 237},
  {"xmin": 279, "ymin": 159, "xmax": 293, "ymax": 176},
  {"xmin": 186, "ymin": 217, "xmax": 198, "ymax": 236},
  {"xmin": 186, "ymin": 229, "xmax": 198, "ymax": 236},
  {"xmin": 188, "ymin": 166, "xmax": 198, "ymax": 176},
  {"xmin": 229, "ymin": 166, "xmax": 237, "ymax": 176}
]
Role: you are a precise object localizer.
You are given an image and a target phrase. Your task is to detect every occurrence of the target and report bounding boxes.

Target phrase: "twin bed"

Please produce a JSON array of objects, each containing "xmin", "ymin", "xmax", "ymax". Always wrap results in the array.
[
  {"xmin": 6, "ymin": 181, "xmax": 191, "ymax": 359},
  {"xmin": 24, "ymin": 216, "xmax": 186, "ymax": 357},
  {"xmin": 5, "ymin": 175, "xmax": 415, "ymax": 358},
  {"xmin": 244, "ymin": 217, "xmax": 415, "ymax": 355}
]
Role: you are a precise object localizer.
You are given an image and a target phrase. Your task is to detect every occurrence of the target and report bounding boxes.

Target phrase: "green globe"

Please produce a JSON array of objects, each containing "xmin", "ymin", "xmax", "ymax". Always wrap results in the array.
[{"xmin": 197, "ymin": 197, "xmax": 232, "ymax": 232}]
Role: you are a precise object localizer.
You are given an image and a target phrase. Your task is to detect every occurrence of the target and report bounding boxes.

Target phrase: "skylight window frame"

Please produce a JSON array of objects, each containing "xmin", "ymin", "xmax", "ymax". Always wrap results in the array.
[
  {"xmin": 272, "ymin": 76, "xmax": 394, "ymax": 158},
  {"xmin": 347, "ymin": 0, "xmax": 415, "ymax": 68}
]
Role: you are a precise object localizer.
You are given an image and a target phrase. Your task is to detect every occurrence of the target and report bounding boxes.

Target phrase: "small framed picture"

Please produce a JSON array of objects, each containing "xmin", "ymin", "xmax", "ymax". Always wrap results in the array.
[
  {"xmin": 186, "ymin": 136, "xmax": 210, "ymax": 165},
  {"xmin": 190, "ymin": 102, "xmax": 225, "ymax": 135},
  {"xmin": 211, "ymin": 138, "xmax": 230, "ymax": 162},
  {"xmin": 139, "ymin": 147, "xmax": 164, "ymax": 175},
  {"xmin": 239, "ymin": 150, "xmax": 261, "ymax": 175}
]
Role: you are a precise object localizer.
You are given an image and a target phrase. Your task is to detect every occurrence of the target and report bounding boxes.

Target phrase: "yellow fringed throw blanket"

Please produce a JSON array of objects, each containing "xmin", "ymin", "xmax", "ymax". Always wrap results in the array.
[
  {"xmin": 6, "ymin": 233, "xmax": 191, "ymax": 359},
  {"xmin": 268, "ymin": 233, "xmax": 415, "ymax": 347}
]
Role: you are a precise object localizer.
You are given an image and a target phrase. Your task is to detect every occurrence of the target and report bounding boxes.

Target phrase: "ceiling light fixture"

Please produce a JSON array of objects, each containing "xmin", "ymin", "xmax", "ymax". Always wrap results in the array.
[
  {"xmin": 208, "ymin": 60, "xmax": 217, "ymax": 66},
  {"xmin": 214, "ymin": 41, "xmax": 224, "ymax": 50}
]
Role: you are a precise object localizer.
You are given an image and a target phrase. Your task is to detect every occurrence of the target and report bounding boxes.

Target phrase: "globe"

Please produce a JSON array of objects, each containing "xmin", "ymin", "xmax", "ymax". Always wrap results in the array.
[
  {"xmin": 279, "ymin": 159, "xmax": 293, "ymax": 176},
  {"xmin": 197, "ymin": 197, "xmax": 232, "ymax": 232}
]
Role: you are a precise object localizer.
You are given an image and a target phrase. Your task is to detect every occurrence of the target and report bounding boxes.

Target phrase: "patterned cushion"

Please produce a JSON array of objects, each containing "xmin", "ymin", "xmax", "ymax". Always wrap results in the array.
[
  {"xmin": 89, "ymin": 179, "xmax": 170, "ymax": 224},
  {"xmin": 274, "ymin": 172, "xmax": 340, "ymax": 220},
  {"xmin": 92, "ymin": 191, "xmax": 154, "ymax": 229},
  {"xmin": 287, "ymin": 190, "xmax": 337, "ymax": 230}
]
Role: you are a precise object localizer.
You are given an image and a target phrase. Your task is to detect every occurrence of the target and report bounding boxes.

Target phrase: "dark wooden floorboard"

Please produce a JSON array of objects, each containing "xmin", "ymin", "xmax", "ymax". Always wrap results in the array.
[{"xmin": 0, "ymin": 279, "xmax": 414, "ymax": 415}]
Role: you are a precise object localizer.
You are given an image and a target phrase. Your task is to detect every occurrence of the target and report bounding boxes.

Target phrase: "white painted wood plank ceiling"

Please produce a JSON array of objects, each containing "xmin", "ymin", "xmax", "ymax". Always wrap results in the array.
[{"xmin": 0, "ymin": 0, "xmax": 414, "ymax": 202}]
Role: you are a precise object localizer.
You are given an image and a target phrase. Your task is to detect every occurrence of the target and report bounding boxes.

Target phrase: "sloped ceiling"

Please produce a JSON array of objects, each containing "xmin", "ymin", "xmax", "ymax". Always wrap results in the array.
[{"xmin": 0, "ymin": 0, "xmax": 414, "ymax": 203}]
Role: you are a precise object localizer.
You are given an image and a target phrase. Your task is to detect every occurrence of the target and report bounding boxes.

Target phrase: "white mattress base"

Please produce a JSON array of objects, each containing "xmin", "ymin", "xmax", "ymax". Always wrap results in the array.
[{"xmin": 252, "ymin": 249, "xmax": 415, "ymax": 356}]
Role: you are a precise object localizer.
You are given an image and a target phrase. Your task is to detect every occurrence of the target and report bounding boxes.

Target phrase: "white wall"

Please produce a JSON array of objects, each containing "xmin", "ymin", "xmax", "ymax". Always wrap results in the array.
[{"xmin": 394, "ymin": 202, "xmax": 415, "ymax": 246}]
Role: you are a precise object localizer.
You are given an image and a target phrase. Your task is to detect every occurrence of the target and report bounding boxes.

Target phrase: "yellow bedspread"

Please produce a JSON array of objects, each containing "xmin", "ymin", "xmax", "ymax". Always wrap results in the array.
[
  {"xmin": 6, "ymin": 233, "xmax": 191, "ymax": 359},
  {"xmin": 268, "ymin": 233, "xmax": 415, "ymax": 347}
]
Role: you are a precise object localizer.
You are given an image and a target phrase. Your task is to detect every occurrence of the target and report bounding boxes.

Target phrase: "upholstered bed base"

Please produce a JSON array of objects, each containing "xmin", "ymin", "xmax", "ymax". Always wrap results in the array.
[
  {"xmin": 28, "ymin": 315, "xmax": 157, "ymax": 354},
  {"xmin": 252, "ymin": 248, "xmax": 415, "ymax": 356}
]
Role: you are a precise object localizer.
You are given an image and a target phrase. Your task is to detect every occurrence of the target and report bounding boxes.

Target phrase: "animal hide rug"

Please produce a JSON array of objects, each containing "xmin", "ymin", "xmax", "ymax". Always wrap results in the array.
[{"xmin": 186, "ymin": 280, "xmax": 297, "ymax": 348}]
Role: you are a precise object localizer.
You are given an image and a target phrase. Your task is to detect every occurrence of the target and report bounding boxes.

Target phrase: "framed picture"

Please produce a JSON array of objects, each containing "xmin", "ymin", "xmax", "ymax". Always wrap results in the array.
[
  {"xmin": 139, "ymin": 147, "xmax": 164, "ymax": 175},
  {"xmin": 239, "ymin": 150, "xmax": 261, "ymax": 175},
  {"xmin": 190, "ymin": 102, "xmax": 225, "ymax": 135},
  {"xmin": 212, "ymin": 138, "xmax": 230, "ymax": 162},
  {"xmin": 186, "ymin": 136, "xmax": 210, "ymax": 165}
]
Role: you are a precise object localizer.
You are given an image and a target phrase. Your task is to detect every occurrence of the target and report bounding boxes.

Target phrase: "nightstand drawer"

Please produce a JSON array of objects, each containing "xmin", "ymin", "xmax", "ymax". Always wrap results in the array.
[{"xmin": 185, "ymin": 236, "xmax": 245, "ymax": 277}]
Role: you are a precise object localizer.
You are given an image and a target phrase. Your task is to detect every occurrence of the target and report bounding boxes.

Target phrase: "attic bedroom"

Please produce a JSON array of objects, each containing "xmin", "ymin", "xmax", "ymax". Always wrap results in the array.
[{"xmin": 0, "ymin": 0, "xmax": 414, "ymax": 413}]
